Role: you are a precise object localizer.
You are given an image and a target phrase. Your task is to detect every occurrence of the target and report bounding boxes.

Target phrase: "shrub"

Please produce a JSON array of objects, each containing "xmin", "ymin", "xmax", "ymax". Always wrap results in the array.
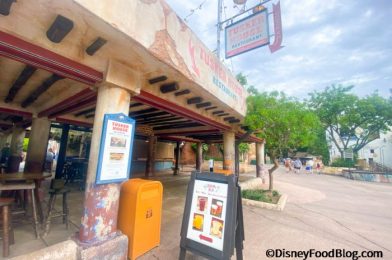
[
  {"xmin": 331, "ymin": 158, "xmax": 356, "ymax": 168},
  {"xmin": 242, "ymin": 189, "xmax": 280, "ymax": 204}
]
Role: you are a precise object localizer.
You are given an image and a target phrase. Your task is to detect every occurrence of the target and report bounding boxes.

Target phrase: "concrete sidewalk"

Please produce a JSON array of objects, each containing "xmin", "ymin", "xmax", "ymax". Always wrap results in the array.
[
  {"xmin": 142, "ymin": 166, "xmax": 392, "ymax": 259},
  {"xmin": 3, "ymin": 166, "xmax": 391, "ymax": 259}
]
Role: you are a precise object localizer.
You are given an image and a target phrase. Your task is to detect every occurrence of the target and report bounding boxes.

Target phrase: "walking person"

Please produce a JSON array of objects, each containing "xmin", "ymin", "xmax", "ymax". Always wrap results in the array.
[
  {"xmin": 293, "ymin": 158, "xmax": 302, "ymax": 174},
  {"xmin": 306, "ymin": 158, "xmax": 314, "ymax": 174},
  {"xmin": 284, "ymin": 158, "xmax": 292, "ymax": 173}
]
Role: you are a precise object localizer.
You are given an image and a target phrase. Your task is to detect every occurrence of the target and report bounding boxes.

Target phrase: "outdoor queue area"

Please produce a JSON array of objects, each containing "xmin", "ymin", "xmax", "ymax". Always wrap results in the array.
[{"xmin": 0, "ymin": 0, "xmax": 265, "ymax": 259}]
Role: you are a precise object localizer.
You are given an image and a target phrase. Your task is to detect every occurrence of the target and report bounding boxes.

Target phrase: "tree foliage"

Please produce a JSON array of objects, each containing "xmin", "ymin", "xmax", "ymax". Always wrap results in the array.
[
  {"xmin": 245, "ymin": 91, "xmax": 320, "ymax": 190},
  {"xmin": 236, "ymin": 73, "xmax": 258, "ymax": 96},
  {"xmin": 308, "ymin": 85, "xmax": 392, "ymax": 158}
]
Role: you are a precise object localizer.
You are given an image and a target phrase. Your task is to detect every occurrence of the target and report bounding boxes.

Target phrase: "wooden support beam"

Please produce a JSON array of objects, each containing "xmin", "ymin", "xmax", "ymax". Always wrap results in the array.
[
  {"xmin": 148, "ymin": 120, "xmax": 191, "ymax": 126},
  {"xmin": 21, "ymin": 74, "xmax": 63, "ymax": 108},
  {"xmin": 38, "ymin": 88, "xmax": 95, "ymax": 117},
  {"xmin": 5, "ymin": 65, "xmax": 37, "ymax": 103},
  {"xmin": 129, "ymin": 108, "xmax": 159, "ymax": 117},
  {"xmin": 212, "ymin": 110, "xmax": 224, "ymax": 115},
  {"xmin": 218, "ymin": 113, "xmax": 229, "ymax": 117},
  {"xmin": 175, "ymin": 89, "xmax": 190, "ymax": 96},
  {"xmin": 0, "ymin": 31, "xmax": 103, "ymax": 85},
  {"xmin": 75, "ymin": 107, "xmax": 96, "ymax": 117},
  {"xmin": 153, "ymin": 122, "xmax": 203, "ymax": 131},
  {"xmin": 138, "ymin": 116, "xmax": 183, "ymax": 124},
  {"xmin": 133, "ymin": 111, "xmax": 169, "ymax": 120},
  {"xmin": 187, "ymin": 97, "xmax": 203, "ymax": 104},
  {"xmin": 196, "ymin": 102, "xmax": 211, "ymax": 108},
  {"xmin": 160, "ymin": 82, "xmax": 179, "ymax": 93},
  {"xmin": 129, "ymin": 102, "xmax": 143, "ymax": 108},
  {"xmin": 49, "ymin": 95, "xmax": 97, "ymax": 118},
  {"xmin": 148, "ymin": 75, "xmax": 167, "ymax": 84},
  {"xmin": 205, "ymin": 106, "xmax": 217, "ymax": 111},
  {"xmin": 224, "ymin": 116, "xmax": 236, "ymax": 121}
]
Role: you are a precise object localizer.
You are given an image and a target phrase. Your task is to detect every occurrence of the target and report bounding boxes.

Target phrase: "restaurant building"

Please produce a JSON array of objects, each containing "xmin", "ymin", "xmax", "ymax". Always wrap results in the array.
[{"xmin": 0, "ymin": 0, "xmax": 264, "ymax": 257}]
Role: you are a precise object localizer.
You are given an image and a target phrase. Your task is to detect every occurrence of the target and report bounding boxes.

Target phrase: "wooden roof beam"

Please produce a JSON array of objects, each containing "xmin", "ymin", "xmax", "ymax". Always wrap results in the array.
[
  {"xmin": 5, "ymin": 65, "xmax": 37, "ymax": 103},
  {"xmin": 21, "ymin": 74, "xmax": 63, "ymax": 108}
]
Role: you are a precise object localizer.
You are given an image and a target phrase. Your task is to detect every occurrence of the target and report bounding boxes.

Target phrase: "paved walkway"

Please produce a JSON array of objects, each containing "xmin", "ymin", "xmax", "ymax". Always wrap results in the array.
[
  {"xmin": 142, "ymin": 166, "xmax": 392, "ymax": 259},
  {"xmin": 3, "ymin": 166, "xmax": 391, "ymax": 259}
]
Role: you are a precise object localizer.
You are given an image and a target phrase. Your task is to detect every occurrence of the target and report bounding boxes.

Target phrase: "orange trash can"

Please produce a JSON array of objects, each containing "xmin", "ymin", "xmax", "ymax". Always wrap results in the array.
[{"xmin": 118, "ymin": 178, "xmax": 163, "ymax": 260}]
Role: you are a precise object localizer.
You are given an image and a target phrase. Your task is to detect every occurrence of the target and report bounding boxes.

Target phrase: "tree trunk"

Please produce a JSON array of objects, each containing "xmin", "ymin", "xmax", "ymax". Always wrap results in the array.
[{"xmin": 268, "ymin": 157, "xmax": 280, "ymax": 191}]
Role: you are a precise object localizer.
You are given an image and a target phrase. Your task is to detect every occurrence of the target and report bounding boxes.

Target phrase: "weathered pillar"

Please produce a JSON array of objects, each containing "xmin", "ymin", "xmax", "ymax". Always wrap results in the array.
[
  {"xmin": 195, "ymin": 142, "xmax": 202, "ymax": 172},
  {"xmin": 223, "ymin": 131, "xmax": 235, "ymax": 173},
  {"xmin": 8, "ymin": 126, "xmax": 25, "ymax": 172},
  {"xmin": 25, "ymin": 117, "xmax": 51, "ymax": 173},
  {"xmin": 256, "ymin": 142, "xmax": 265, "ymax": 178},
  {"xmin": 145, "ymin": 135, "xmax": 157, "ymax": 178},
  {"xmin": 55, "ymin": 124, "xmax": 69, "ymax": 179},
  {"xmin": 79, "ymin": 83, "xmax": 131, "ymax": 243},
  {"xmin": 77, "ymin": 61, "xmax": 140, "ymax": 259},
  {"xmin": 173, "ymin": 141, "xmax": 180, "ymax": 175}
]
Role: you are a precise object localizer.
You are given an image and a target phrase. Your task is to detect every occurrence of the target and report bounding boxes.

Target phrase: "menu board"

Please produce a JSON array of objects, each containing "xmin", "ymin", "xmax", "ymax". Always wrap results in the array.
[
  {"xmin": 186, "ymin": 179, "xmax": 228, "ymax": 251},
  {"xmin": 179, "ymin": 172, "xmax": 239, "ymax": 260},
  {"xmin": 96, "ymin": 113, "xmax": 135, "ymax": 184}
]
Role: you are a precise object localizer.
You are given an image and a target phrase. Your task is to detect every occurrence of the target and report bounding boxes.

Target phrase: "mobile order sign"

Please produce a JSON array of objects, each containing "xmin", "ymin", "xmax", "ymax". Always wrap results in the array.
[
  {"xmin": 186, "ymin": 179, "xmax": 228, "ymax": 251},
  {"xmin": 225, "ymin": 8, "xmax": 270, "ymax": 58},
  {"xmin": 179, "ymin": 172, "xmax": 240, "ymax": 260}
]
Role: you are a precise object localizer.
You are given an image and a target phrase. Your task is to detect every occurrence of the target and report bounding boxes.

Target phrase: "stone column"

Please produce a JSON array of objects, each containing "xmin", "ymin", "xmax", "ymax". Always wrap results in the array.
[
  {"xmin": 25, "ymin": 117, "xmax": 51, "ymax": 173},
  {"xmin": 195, "ymin": 142, "xmax": 202, "ymax": 172},
  {"xmin": 7, "ymin": 126, "xmax": 25, "ymax": 172},
  {"xmin": 79, "ymin": 83, "xmax": 131, "ymax": 243},
  {"xmin": 173, "ymin": 141, "xmax": 181, "ymax": 175},
  {"xmin": 256, "ymin": 142, "xmax": 265, "ymax": 178},
  {"xmin": 145, "ymin": 135, "xmax": 157, "ymax": 178},
  {"xmin": 223, "ymin": 131, "xmax": 235, "ymax": 173}
]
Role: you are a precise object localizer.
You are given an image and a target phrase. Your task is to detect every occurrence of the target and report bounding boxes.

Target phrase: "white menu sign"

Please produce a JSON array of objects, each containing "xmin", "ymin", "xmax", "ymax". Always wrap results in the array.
[
  {"xmin": 186, "ymin": 179, "xmax": 228, "ymax": 251},
  {"xmin": 99, "ymin": 119, "xmax": 133, "ymax": 181}
]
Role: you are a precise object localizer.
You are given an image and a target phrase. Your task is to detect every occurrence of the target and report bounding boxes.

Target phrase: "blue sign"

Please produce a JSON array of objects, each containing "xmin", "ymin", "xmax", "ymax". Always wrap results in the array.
[{"xmin": 96, "ymin": 113, "xmax": 136, "ymax": 184}]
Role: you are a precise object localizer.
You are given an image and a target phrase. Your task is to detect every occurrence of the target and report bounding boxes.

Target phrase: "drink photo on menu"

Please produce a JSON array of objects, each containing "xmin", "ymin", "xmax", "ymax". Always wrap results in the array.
[
  {"xmin": 210, "ymin": 217, "xmax": 224, "ymax": 239},
  {"xmin": 197, "ymin": 196, "xmax": 208, "ymax": 212},
  {"xmin": 192, "ymin": 213, "xmax": 204, "ymax": 231},
  {"xmin": 210, "ymin": 198, "xmax": 223, "ymax": 218}
]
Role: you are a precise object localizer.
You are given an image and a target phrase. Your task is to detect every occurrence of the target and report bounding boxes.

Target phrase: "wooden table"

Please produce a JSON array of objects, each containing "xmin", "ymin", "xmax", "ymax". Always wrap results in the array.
[{"xmin": 0, "ymin": 172, "xmax": 52, "ymax": 223}]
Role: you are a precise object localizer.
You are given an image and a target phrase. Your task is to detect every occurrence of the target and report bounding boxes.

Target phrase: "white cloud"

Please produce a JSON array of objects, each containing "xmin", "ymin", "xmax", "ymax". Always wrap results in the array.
[
  {"xmin": 311, "ymin": 27, "xmax": 342, "ymax": 45},
  {"xmin": 167, "ymin": 0, "xmax": 392, "ymax": 99}
]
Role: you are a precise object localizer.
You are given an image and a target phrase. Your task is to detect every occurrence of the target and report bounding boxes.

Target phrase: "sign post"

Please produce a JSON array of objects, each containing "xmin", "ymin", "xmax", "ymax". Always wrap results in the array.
[
  {"xmin": 179, "ymin": 171, "xmax": 244, "ymax": 259},
  {"xmin": 95, "ymin": 113, "xmax": 136, "ymax": 184}
]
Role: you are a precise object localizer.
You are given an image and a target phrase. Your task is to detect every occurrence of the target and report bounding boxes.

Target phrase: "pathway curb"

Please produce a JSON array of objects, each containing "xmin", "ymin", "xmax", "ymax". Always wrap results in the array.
[{"xmin": 240, "ymin": 177, "xmax": 288, "ymax": 211}]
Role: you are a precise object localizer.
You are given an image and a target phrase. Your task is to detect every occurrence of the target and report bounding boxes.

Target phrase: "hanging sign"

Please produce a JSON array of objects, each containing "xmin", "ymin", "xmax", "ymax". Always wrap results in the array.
[
  {"xmin": 225, "ymin": 8, "xmax": 269, "ymax": 58},
  {"xmin": 96, "ymin": 113, "xmax": 136, "ymax": 184},
  {"xmin": 180, "ymin": 172, "xmax": 239, "ymax": 259}
]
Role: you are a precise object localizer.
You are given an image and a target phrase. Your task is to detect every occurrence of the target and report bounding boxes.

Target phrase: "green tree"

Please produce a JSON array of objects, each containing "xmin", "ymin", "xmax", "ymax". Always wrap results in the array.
[
  {"xmin": 246, "ymin": 91, "xmax": 320, "ymax": 190},
  {"xmin": 238, "ymin": 143, "xmax": 250, "ymax": 161},
  {"xmin": 308, "ymin": 85, "xmax": 392, "ymax": 158},
  {"xmin": 236, "ymin": 73, "xmax": 258, "ymax": 96},
  {"xmin": 191, "ymin": 143, "xmax": 209, "ymax": 159},
  {"xmin": 297, "ymin": 126, "xmax": 330, "ymax": 165}
]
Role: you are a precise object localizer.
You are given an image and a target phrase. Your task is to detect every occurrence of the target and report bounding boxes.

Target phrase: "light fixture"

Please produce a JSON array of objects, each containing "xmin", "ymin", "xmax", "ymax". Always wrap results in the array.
[{"xmin": 46, "ymin": 15, "xmax": 74, "ymax": 43}]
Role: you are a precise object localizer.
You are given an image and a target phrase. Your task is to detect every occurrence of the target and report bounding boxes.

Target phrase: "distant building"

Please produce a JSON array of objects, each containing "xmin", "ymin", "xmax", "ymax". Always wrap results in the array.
[{"xmin": 327, "ymin": 129, "xmax": 392, "ymax": 168}]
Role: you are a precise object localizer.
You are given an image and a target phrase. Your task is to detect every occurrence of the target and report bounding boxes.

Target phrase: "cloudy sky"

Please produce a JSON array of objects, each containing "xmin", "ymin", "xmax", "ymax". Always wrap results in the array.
[{"xmin": 166, "ymin": 0, "xmax": 392, "ymax": 99}]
